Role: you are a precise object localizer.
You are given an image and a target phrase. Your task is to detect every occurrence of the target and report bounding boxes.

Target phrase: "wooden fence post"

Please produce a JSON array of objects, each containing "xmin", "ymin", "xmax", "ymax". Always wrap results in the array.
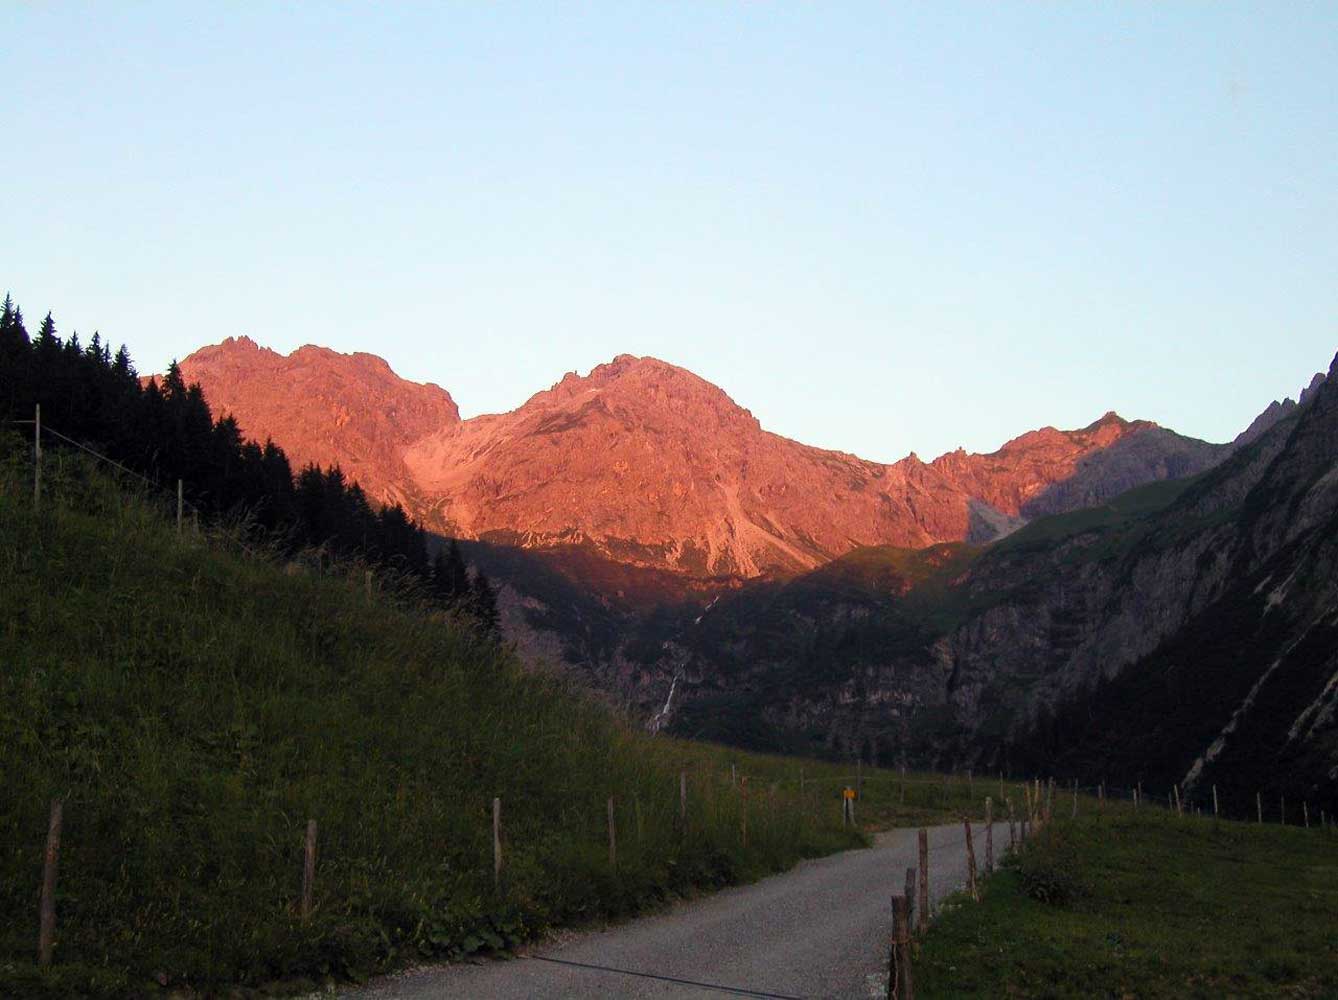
[
  {"xmin": 741, "ymin": 780, "xmax": 749, "ymax": 847},
  {"xmin": 1098, "ymin": 782, "xmax": 1104, "ymax": 812},
  {"xmin": 37, "ymin": 798, "xmax": 61, "ymax": 967},
  {"xmin": 608, "ymin": 796, "xmax": 617, "ymax": 868},
  {"xmin": 984, "ymin": 797, "xmax": 994, "ymax": 873},
  {"xmin": 888, "ymin": 895, "xmax": 914, "ymax": 1000},
  {"xmin": 1007, "ymin": 797, "xmax": 1016, "ymax": 848},
  {"xmin": 904, "ymin": 867, "xmax": 916, "ymax": 926},
  {"xmin": 731, "ymin": 763, "xmax": 737, "ymax": 787},
  {"xmin": 1304, "ymin": 802, "xmax": 1310, "ymax": 829},
  {"xmin": 1212, "ymin": 785, "xmax": 1219, "ymax": 819},
  {"xmin": 33, "ymin": 403, "xmax": 42, "ymax": 513},
  {"xmin": 1174, "ymin": 784, "xmax": 1182, "ymax": 816},
  {"xmin": 963, "ymin": 817, "xmax": 979, "ymax": 901},
  {"xmin": 493, "ymin": 797, "xmax": 502, "ymax": 891},
  {"xmin": 916, "ymin": 829, "xmax": 929, "ymax": 933},
  {"xmin": 1257, "ymin": 791, "xmax": 1263, "ymax": 824},
  {"xmin": 301, "ymin": 819, "xmax": 317, "ymax": 920},
  {"xmin": 679, "ymin": 771, "xmax": 687, "ymax": 833}
]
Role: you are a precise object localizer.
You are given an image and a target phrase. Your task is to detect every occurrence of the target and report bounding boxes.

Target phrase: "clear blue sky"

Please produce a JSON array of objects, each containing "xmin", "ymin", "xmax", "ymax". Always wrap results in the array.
[{"xmin": 6, "ymin": 3, "xmax": 1335, "ymax": 461}]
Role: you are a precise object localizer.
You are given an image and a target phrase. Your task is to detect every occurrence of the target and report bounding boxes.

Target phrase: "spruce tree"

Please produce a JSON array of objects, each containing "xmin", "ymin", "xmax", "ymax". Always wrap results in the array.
[
  {"xmin": 10, "ymin": 306, "xmax": 27, "ymax": 342},
  {"xmin": 443, "ymin": 539, "xmax": 470, "ymax": 602},
  {"xmin": 431, "ymin": 549, "xmax": 452, "ymax": 601},
  {"xmin": 36, "ymin": 311, "xmax": 57, "ymax": 348},
  {"xmin": 0, "ymin": 295, "xmax": 30, "ymax": 415},
  {"xmin": 470, "ymin": 570, "xmax": 502, "ymax": 640}
]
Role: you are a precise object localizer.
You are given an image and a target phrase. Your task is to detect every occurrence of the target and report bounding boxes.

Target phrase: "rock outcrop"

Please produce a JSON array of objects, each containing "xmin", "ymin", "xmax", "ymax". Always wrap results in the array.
[{"xmin": 178, "ymin": 337, "xmax": 459, "ymax": 508}]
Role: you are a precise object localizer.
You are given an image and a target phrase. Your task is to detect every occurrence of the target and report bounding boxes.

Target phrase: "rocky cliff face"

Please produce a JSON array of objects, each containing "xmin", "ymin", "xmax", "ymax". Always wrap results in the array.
[
  {"xmin": 629, "ymin": 356, "xmax": 1338, "ymax": 810},
  {"xmin": 1232, "ymin": 371, "xmax": 1328, "ymax": 448},
  {"xmin": 175, "ymin": 335, "xmax": 1335, "ymax": 807},
  {"xmin": 178, "ymin": 339, "xmax": 1225, "ymax": 583},
  {"xmin": 976, "ymin": 354, "xmax": 1338, "ymax": 810},
  {"xmin": 177, "ymin": 337, "xmax": 459, "ymax": 508}
]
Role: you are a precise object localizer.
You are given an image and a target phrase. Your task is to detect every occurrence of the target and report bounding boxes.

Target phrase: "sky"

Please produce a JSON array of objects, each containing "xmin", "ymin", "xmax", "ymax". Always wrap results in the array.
[{"xmin": 5, "ymin": 3, "xmax": 1336, "ymax": 462}]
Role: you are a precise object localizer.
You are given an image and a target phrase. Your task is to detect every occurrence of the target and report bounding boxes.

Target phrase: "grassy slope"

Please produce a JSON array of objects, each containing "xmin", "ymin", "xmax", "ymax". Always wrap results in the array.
[
  {"xmin": 989, "ymin": 475, "xmax": 1199, "ymax": 556},
  {"xmin": 0, "ymin": 441, "xmax": 1000, "ymax": 998},
  {"xmin": 917, "ymin": 806, "xmax": 1338, "ymax": 998}
]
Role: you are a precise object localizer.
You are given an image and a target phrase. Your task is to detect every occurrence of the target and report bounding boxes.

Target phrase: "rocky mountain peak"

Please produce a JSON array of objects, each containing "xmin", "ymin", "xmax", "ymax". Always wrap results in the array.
[
  {"xmin": 176, "ymin": 338, "xmax": 1246, "ymax": 584},
  {"xmin": 1232, "ymin": 364, "xmax": 1331, "ymax": 449},
  {"xmin": 522, "ymin": 354, "xmax": 762, "ymax": 435},
  {"xmin": 176, "ymin": 338, "xmax": 460, "ymax": 507}
]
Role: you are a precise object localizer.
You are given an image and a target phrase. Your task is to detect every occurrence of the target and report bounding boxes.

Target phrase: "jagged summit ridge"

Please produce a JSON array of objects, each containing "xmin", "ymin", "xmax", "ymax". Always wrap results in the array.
[
  {"xmin": 1233, "ymin": 368, "xmax": 1330, "ymax": 448},
  {"xmin": 177, "ymin": 340, "xmax": 460, "ymax": 508},
  {"xmin": 177, "ymin": 337, "xmax": 1233, "ymax": 581}
]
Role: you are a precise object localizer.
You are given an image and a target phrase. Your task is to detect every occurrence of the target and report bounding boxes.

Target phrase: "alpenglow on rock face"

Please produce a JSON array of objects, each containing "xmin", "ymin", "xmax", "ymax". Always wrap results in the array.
[
  {"xmin": 177, "ymin": 337, "xmax": 459, "ymax": 509},
  {"xmin": 178, "ymin": 340, "xmax": 1227, "ymax": 580}
]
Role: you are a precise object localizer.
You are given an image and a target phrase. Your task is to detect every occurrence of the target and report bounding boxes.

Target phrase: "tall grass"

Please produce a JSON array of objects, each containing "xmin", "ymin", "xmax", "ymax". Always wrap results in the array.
[
  {"xmin": 0, "ymin": 440, "xmax": 825, "ymax": 996},
  {"xmin": 0, "ymin": 437, "xmax": 1018, "ymax": 997},
  {"xmin": 916, "ymin": 802, "xmax": 1338, "ymax": 997}
]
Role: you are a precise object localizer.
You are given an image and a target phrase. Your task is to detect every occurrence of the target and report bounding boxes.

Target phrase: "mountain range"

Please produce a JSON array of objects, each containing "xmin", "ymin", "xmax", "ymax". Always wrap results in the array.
[
  {"xmin": 180, "ymin": 337, "xmax": 1234, "ymax": 584},
  {"xmin": 175, "ymin": 336, "xmax": 1336, "ymax": 812}
]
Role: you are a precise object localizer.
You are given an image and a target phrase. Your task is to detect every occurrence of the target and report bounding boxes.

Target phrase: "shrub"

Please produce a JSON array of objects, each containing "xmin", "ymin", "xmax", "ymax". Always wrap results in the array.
[{"xmin": 1007, "ymin": 828, "xmax": 1090, "ymax": 906}]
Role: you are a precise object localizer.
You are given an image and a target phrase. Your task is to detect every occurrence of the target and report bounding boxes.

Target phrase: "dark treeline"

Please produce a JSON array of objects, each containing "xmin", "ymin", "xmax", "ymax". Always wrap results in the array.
[{"xmin": 0, "ymin": 294, "xmax": 500, "ymax": 637}]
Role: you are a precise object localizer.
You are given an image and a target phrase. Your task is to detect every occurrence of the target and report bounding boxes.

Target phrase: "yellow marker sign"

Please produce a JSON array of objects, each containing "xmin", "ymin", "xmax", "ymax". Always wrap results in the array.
[{"xmin": 843, "ymin": 787, "xmax": 856, "ymax": 800}]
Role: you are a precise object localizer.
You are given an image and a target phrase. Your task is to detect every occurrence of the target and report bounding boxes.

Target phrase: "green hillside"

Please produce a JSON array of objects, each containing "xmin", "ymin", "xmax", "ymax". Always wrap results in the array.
[
  {"xmin": 918, "ymin": 806, "xmax": 1338, "ymax": 997},
  {"xmin": 0, "ymin": 435, "xmax": 1012, "ymax": 998},
  {"xmin": 1, "ymin": 438, "xmax": 879, "ymax": 997}
]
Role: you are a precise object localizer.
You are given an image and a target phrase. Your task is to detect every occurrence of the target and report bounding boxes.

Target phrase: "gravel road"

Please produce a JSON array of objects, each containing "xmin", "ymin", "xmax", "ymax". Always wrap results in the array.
[{"xmin": 343, "ymin": 821, "xmax": 1007, "ymax": 999}]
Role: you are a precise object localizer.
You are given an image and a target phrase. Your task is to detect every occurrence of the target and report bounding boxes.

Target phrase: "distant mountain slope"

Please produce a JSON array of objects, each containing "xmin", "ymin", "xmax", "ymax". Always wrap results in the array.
[
  {"xmin": 178, "ymin": 336, "xmax": 459, "ymax": 507},
  {"xmin": 647, "ymin": 354, "xmax": 1338, "ymax": 810},
  {"xmin": 1232, "ymin": 371, "xmax": 1327, "ymax": 448},
  {"xmin": 179, "ymin": 340, "xmax": 1227, "ymax": 582},
  {"xmin": 505, "ymin": 358, "xmax": 1321, "ymax": 797},
  {"xmin": 986, "ymin": 354, "xmax": 1338, "ymax": 809}
]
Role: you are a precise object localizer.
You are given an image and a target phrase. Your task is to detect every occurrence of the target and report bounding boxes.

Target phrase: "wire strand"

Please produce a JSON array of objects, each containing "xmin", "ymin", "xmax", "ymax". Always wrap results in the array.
[{"xmin": 525, "ymin": 955, "xmax": 804, "ymax": 999}]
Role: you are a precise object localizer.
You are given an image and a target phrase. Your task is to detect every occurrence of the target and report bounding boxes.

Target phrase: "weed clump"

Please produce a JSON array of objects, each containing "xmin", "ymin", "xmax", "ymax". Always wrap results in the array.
[{"xmin": 1007, "ymin": 827, "xmax": 1090, "ymax": 906}]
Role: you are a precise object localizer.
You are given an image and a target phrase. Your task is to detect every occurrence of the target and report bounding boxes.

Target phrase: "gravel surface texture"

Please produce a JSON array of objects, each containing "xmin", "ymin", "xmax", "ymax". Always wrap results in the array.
[{"xmin": 342, "ymin": 821, "xmax": 1008, "ymax": 999}]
